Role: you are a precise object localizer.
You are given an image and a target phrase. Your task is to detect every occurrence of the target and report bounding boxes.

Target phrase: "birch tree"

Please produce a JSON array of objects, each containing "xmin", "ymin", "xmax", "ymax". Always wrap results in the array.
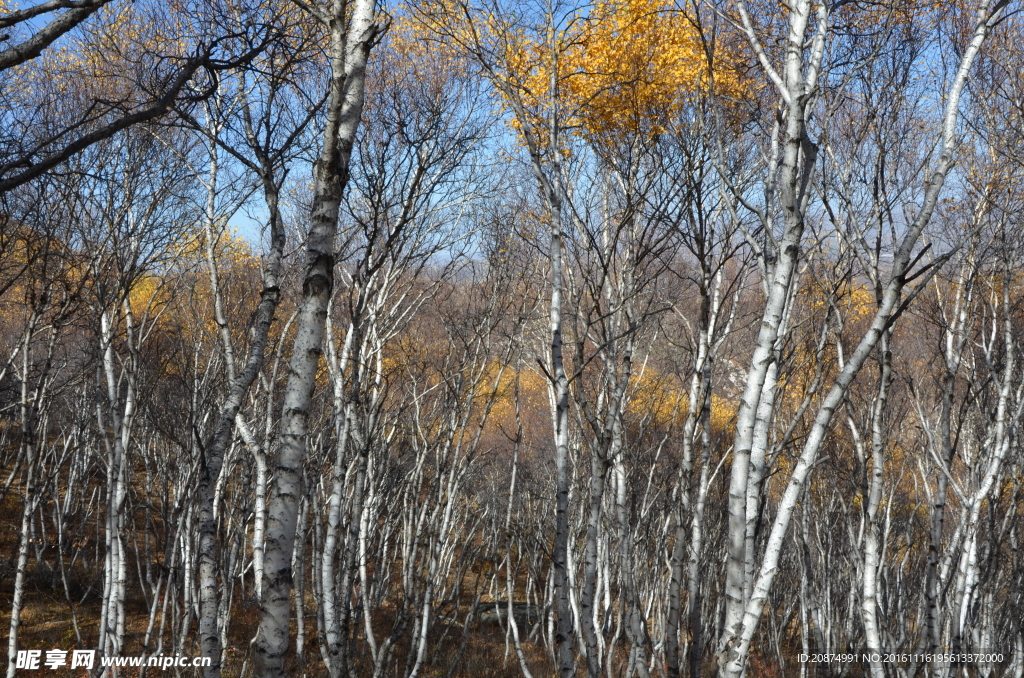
[
  {"xmin": 172, "ymin": 10, "xmax": 324, "ymax": 675},
  {"xmin": 719, "ymin": 0, "xmax": 1012, "ymax": 675},
  {"xmin": 253, "ymin": 1, "xmax": 384, "ymax": 676}
]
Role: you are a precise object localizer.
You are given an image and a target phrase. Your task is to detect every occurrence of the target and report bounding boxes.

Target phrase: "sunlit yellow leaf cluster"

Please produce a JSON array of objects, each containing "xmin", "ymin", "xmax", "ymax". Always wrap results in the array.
[
  {"xmin": 412, "ymin": 0, "xmax": 750, "ymax": 147},
  {"xmin": 497, "ymin": 0, "xmax": 749, "ymax": 145},
  {"xmin": 565, "ymin": 0, "xmax": 746, "ymax": 140}
]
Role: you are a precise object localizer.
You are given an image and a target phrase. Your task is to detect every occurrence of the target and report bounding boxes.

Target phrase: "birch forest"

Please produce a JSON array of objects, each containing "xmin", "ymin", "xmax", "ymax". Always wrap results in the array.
[{"xmin": 3, "ymin": 0, "xmax": 1024, "ymax": 677}]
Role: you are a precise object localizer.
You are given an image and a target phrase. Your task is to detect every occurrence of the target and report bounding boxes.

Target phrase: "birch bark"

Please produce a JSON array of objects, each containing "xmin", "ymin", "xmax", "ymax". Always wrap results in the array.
[
  {"xmin": 254, "ymin": 2, "xmax": 381, "ymax": 676},
  {"xmin": 720, "ymin": 1, "xmax": 1009, "ymax": 675}
]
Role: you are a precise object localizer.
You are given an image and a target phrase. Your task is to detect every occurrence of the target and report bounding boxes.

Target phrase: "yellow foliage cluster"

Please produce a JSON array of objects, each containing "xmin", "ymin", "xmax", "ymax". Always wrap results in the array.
[
  {"xmin": 127, "ymin": 273, "xmax": 171, "ymax": 322},
  {"xmin": 802, "ymin": 276, "xmax": 876, "ymax": 323},
  {"xmin": 626, "ymin": 368, "xmax": 684, "ymax": 426},
  {"xmin": 565, "ymin": 0, "xmax": 746, "ymax": 139},
  {"xmin": 122, "ymin": 227, "xmax": 260, "ymax": 379},
  {"xmin": 627, "ymin": 369, "xmax": 737, "ymax": 432},
  {"xmin": 497, "ymin": 0, "xmax": 749, "ymax": 144},
  {"xmin": 479, "ymin": 362, "xmax": 550, "ymax": 440},
  {"xmin": 414, "ymin": 0, "xmax": 749, "ymax": 145},
  {"xmin": 384, "ymin": 13, "xmax": 463, "ymax": 75},
  {"xmin": 174, "ymin": 227, "xmax": 254, "ymax": 268}
]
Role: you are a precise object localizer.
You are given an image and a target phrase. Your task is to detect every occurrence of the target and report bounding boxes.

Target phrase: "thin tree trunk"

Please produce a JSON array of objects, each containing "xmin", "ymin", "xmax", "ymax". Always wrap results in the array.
[{"xmin": 254, "ymin": 2, "xmax": 380, "ymax": 676}]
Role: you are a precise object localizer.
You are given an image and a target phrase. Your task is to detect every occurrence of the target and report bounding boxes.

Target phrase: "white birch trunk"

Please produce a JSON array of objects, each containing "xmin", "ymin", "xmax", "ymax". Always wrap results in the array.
[{"xmin": 254, "ymin": 2, "xmax": 380, "ymax": 676}]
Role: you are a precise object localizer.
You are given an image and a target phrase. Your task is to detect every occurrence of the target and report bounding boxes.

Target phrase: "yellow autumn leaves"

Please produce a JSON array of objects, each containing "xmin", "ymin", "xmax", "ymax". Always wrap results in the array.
[
  {"xmin": 570, "ymin": 0, "xmax": 746, "ymax": 139},
  {"xmin": 501, "ymin": 0, "xmax": 749, "ymax": 143},
  {"xmin": 414, "ymin": 0, "xmax": 750, "ymax": 146}
]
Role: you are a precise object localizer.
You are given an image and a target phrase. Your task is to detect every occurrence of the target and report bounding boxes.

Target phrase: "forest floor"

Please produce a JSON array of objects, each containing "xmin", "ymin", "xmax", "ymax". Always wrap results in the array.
[
  {"xmin": 1, "ymin": 512, "xmax": 552, "ymax": 678},
  {"xmin": 5, "ymin": 567, "xmax": 557, "ymax": 678}
]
